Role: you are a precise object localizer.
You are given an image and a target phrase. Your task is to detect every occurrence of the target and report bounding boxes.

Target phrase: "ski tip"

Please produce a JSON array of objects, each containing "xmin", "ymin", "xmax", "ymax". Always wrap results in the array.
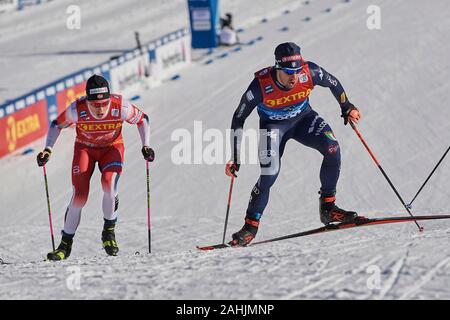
[
  {"xmin": 196, "ymin": 243, "xmax": 232, "ymax": 251},
  {"xmin": 196, "ymin": 245, "xmax": 214, "ymax": 251}
]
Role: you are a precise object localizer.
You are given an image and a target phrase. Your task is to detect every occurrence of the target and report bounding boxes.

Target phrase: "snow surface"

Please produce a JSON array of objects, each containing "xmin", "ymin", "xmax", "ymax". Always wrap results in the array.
[
  {"xmin": 1, "ymin": 0, "xmax": 450, "ymax": 300},
  {"xmin": 0, "ymin": 0, "xmax": 300, "ymax": 104}
]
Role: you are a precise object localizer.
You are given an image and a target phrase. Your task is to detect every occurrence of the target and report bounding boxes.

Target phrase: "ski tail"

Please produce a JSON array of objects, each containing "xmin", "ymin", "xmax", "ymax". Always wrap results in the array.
[{"xmin": 251, "ymin": 215, "xmax": 450, "ymax": 246}]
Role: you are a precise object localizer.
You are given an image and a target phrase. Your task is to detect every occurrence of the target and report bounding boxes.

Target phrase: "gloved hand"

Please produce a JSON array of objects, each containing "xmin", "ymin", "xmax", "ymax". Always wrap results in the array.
[
  {"xmin": 142, "ymin": 146, "xmax": 155, "ymax": 162},
  {"xmin": 225, "ymin": 160, "xmax": 240, "ymax": 178},
  {"xmin": 37, "ymin": 147, "xmax": 52, "ymax": 167},
  {"xmin": 341, "ymin": 103, "xmax": 361, "ymax": 125}
]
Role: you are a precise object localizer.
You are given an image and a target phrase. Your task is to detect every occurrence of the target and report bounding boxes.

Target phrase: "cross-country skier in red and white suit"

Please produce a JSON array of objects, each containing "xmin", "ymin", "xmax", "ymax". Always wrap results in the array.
[{"xmin": 37, "ymin": 75, "xmax": 155, "ymax": 261}]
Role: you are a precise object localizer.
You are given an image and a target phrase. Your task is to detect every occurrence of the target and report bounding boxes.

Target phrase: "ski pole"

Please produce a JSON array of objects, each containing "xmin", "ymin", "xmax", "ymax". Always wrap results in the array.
[
  {"xmin": 146, "ymin": 160, "xmax": 152, "ymax": 253},
  {"xmin": 222, "ymin": 176, "xmax": 235, "ymax": 244},
  {"xmin": 349, "ymin": 121, "xmax": 423, "ymax": 231},
  {"xmin": 42, "ymin": 166, "xmax": 56, "ymax": 251},
  {"xmin": 407, "ymin": 145, "xmax": 450, "ymax": 209}
]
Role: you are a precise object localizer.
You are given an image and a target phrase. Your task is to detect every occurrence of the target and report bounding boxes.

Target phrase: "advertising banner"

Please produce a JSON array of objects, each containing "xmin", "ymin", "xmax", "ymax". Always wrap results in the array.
[
  {"xmin": 56, "ymin": 81, "xmax": 86, "ymax": 115},
  {"xmin": 109, "ymin": 54, "xmax": 150, "ymax": 98},
  {"xmin": 153, "ymin": 35, "xmax": 191, "ymax": 79},
  {"xmin": 0, "ymin": 99, "xmax": 48, "ymax": 157},
  {"xmin": 0, "ymin": 0, "xmax": 18, "ymax": 13}
]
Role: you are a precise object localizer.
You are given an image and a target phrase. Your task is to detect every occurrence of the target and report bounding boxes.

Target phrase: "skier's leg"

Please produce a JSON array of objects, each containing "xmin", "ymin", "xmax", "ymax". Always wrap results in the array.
[
  {"xmin": 101, "ymin": 172, "xmax": 120, "ymax": 221},
  {"xmin": 293, "ymin": 112, "xmax": 341, "ymax": 196},
  {"xmin": 232, "ymin": 122, "xmax": 291, "ymax": 245},
  {"xmin": 294, "ymin": 111, "xmax": 357, "ymax": 224},
  {"xmin": 64, "ymin": 144, "xmax": 95, "ymax": 235},
  {"xmin": 98, "ymin": 144, "xmax": 124, "ymax": 256},
  {"xmin": 246, "ymin": 123, "xmax": 291, "ymax": 219},
  {"xmin": 48, "ymin": 145, "xmax": 95, "ymax": 260},
  {"xmin": 99, "ymin": 144, "xmax": 124, "ymax": 223}
]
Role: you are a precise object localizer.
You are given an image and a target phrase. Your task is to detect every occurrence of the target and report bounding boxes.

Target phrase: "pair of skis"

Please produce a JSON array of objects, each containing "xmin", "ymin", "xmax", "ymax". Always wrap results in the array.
[
  {"xmin": 197, "ymin": 215, "xmax": 450, "ymax": 251},
  {"xmin": 200, "ymin": 124, "xmax": 449, "ymax": 251}
]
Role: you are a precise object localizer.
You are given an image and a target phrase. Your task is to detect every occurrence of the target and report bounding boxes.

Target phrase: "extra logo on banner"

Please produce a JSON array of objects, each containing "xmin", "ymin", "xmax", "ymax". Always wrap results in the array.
[
  {"xmin": 0, "ymin": 100, "xmax": 48, "ymax": 158},
  {"xmin": 56, "ymin": 82, "xmax": 86, "ymax": 114}
]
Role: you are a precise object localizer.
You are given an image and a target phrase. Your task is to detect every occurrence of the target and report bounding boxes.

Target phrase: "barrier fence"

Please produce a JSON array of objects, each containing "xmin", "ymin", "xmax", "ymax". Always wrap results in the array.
[{"xmin": 0, "ymin": 28, "xmax": 191, "ymax": 158}]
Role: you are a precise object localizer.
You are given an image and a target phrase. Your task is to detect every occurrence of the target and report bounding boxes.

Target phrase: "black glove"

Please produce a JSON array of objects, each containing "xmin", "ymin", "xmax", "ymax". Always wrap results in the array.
[
  {"xmin": 341, "ymin": 102, "xmax": 360, "ymax": 126},
  {"xmin": 37, "ymin": 147, "xmax": 52, "ymax": 167},
  {"xmin": 142, "ymin": 146, "xmax": 155, "ymax": 162}
]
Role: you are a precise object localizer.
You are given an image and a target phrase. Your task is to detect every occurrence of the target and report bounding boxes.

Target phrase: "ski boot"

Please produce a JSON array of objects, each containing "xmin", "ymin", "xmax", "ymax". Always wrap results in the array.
[
  {"xmin": 47, "ymin": 232, "xmax": 73, "ymax": 261},
  {"xmin": 230, "ymin": 216, "xmax": 260, "ymax": 247},
  {"xmin": 102, "ymin": 219, "xmax": 119, "ymax": 256},
  {"xmin": 320, "ymin": 195, "xmax": 358, "ymax": 225}
]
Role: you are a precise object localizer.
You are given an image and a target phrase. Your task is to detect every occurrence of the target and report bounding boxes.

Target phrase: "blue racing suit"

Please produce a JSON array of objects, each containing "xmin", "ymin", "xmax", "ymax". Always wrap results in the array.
[{"xmin": 230, "ymin": 61, "xmax": 353, "ymax": 220}]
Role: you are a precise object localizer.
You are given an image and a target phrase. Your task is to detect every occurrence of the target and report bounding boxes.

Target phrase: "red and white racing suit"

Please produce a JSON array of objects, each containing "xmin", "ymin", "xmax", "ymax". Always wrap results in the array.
[{"xmin": 45, "ymin": 94, "xmax": 150, "ymax": 235}]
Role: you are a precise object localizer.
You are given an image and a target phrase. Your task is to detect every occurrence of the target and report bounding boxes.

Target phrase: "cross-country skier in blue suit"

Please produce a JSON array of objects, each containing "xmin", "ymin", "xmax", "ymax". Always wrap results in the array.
[{"xmin": 226, "ymin": 42, "xmax": 361, "ymax": 246}]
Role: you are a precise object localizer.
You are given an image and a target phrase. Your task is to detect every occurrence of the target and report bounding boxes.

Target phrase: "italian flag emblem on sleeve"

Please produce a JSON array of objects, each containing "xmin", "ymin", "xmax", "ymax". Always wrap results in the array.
[{"xmin": 325, "ymin": 131, "xmax": 337, "ymax": 141}]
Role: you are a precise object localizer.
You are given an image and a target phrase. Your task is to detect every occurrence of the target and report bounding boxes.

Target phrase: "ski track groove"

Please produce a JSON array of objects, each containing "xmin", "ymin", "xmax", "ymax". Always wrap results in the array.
[
  {"xmin": 398, "ymin": 256, "xmax": 450, "ymax": 300},
  {"xmin": 275, "ymin": 241, "xmax": 387, "ymax": 299},
  {"xmin": 280, "ymin": 274, "xmax": 347, "ymax": 299},
  {"xmin": 2, "ymin": 0, "xmax": 450, "ymax": 299},
  {"xmin": 376, "ymin": 246, "xmax": 411, "ymax": 300}
]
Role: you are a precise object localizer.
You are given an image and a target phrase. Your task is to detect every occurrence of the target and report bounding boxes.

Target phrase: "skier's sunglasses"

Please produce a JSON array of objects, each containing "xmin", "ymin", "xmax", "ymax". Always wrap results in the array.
[
  {"xmin": 87, "ymin": 99, "xmax": 111, "ymax": 109},
  {"xmin": 280, "ymin": 67, "xmax": 303, "ymax": 75}
]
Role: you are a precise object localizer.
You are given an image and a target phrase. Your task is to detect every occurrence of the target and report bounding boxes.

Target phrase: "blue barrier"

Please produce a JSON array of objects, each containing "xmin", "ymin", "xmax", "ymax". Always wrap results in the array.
[
  {"xmin": 17, "ymin": 0, "xmax": 45, "ymax": 11},
  {"xmin": 187, "ymin": 0, "xmax": 220, "ymax": 49},
  {"xmin": 0, "ymin": 28, "xmax": 189, "ymax": 117}
]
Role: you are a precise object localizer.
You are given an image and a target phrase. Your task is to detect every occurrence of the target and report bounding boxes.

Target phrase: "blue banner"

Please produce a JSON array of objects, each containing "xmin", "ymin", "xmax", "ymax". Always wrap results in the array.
[{"xmin": 187, "ymin": 0, "xmax": 220, "ymax": 48}]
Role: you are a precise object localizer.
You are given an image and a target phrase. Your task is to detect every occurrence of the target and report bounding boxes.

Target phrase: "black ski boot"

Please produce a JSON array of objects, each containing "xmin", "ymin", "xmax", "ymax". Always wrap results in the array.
[
  {"xmin": 230, "ymin": 216, "xmax": 260, "ymax": 247},
  {"xmin": 102, "ymin": 219, "xmax": 119, "ymax": 256},
  {"xmin": 47, "ymin": 232, "xmax": 74, "ymax": 261},
  {"xmin": 320, "ymin": 195, "xmax": 358, "ymax": 225}
]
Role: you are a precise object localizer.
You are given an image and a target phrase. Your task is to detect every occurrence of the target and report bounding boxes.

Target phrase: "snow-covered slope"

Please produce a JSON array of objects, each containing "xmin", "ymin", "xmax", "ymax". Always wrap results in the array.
[
  {"xmin": 1, "ymin": 0, "xmax": 449, "ymax": 299},
  {"xmin": 0, "ymin": 0, "xmax": 300, "ymax": 104}
]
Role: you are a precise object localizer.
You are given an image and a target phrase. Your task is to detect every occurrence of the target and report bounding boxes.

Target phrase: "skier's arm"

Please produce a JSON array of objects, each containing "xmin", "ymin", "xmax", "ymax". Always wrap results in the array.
[
  {"xmin": 308, "ymin": 61, "xmax": 350, "ymax": 107},
  {"xmin": 45, "ymin": 102, "xmax": 78, "ymax": 149},
  {"xmin": 308, "ymin": 61, "xmax": 360, "ymax": 124},
  {"xmin": 230, "ymin": 78, "xmax": 261, "ymax": 165},
  {"xmin": 122, "ymin": 100, "xmax": 154, "ymax": 161},
  {"xmin": 122, "ymin": 100, "xmax": 150, "ymax": 146},
  {"xmin": 37, "ymin": 102, "xmax": 77, "ymax": 166}
]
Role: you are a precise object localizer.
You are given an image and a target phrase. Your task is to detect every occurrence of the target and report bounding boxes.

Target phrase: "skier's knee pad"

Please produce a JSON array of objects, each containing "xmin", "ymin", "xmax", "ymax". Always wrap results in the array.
[{"xmin": 322, "ymin": 142, "xmax": 341, "ymax": 165}]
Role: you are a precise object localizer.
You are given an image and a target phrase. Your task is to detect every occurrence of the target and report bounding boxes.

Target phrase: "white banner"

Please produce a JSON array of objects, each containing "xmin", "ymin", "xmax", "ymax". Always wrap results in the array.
[
  {"xmin": 109, "ymin": 54, "xmax": 151, "ymax": 99},
  {"xmin": 0, "ymin": 0, "xmax": 18, "ymax": 13},
  {"xmin": 153, "ymin": 35, "xmax": 191, "ymax": 80}
]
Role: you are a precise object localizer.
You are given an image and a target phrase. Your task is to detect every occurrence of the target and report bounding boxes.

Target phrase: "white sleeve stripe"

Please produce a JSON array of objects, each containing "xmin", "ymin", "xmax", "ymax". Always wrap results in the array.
[
  {"xmin": 121, "ymin": 100, "xmax": 133, "ymax": 121},
  {"xmin": 64, "ymin": 101, "xmax": 78, "ymax": 124}
]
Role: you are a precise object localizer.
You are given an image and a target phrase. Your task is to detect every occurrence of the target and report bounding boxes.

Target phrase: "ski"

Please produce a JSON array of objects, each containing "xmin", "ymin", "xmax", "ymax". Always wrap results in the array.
[
  {"xmin": 196, "ymin": 243, "xmax": 232, "ymax": 251},
  {"xmin": 196, "ymin": 215, "xmax": 450, "ymax": 251}
]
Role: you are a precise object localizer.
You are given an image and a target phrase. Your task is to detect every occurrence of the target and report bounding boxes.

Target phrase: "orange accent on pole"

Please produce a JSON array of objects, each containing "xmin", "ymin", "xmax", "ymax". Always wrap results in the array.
[
  {"xmin": 349, "ymin": 121, "xmax": 423, "ymax": 231},
  {"xmin": 350, "ymin": 121, "xmax": 380, "ymax": 166}
]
